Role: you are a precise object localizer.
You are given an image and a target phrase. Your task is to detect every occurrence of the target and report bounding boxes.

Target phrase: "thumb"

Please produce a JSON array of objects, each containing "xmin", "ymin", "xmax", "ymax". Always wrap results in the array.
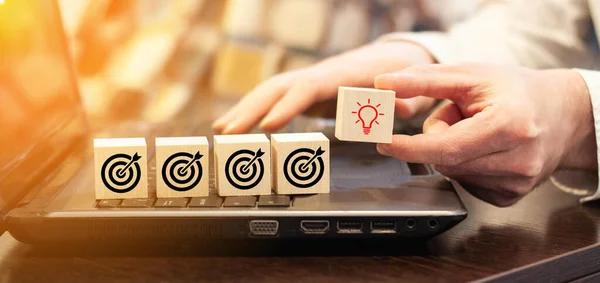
[{"xmin": 374, "ymin": 65, "xmax": 481, "ymax": 102}]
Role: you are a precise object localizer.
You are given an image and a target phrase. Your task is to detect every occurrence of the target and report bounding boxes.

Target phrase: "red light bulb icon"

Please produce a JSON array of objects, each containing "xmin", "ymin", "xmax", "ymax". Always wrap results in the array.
[
  {"xmin": 352, "ymin": 98, "xmax": 384, "ymax": 135},
  {"xmin": 357, "ymin": 105, "xmax": 378, "ymax": 134}
]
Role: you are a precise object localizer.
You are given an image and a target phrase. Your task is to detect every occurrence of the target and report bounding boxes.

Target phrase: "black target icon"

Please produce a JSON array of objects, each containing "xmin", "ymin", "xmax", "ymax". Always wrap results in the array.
[
  {"xmin": 101, "ymin": 152, "xmax": 142, "ymax": 193},
  {"xmin": 162, "ymin": 151, "xmax": 203, "ymax": 192},
  {"xmin": 284, "ymin": 147, "xmax": 326, "ymax": 188},
  {"xmin": 225, "ymin": 148, "xmax": 265, "ymax": 190}
]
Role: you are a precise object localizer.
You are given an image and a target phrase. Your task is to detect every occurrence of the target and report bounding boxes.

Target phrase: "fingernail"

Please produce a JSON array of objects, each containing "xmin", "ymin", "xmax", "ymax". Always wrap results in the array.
[
  {"xmin": 212, "ymin": 121, "xmax": 225, "ymax": 131},
  {"xmin": 213, "ymin": 115, "xmax": 229, "ymax": 126},
  {"xmin": 259, "ymin": 115, "xmax": 273, "ymax": 130},
  {"xmin": 376, "ymin": 144, "xmax": 391, "ymax": 156},
  {"xmin": 222, "ymin": 123, "xmax": 237, "ymax": 134}
]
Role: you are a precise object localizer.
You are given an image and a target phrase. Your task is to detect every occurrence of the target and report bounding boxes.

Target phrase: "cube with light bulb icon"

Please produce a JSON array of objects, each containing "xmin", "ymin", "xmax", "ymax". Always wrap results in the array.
[{"xmin": 335, "ymin": 87, "xmax": 395, "ymax": 143}]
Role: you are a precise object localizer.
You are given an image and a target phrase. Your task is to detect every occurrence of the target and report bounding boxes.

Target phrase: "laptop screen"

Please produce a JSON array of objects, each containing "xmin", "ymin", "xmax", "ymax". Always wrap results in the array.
[{"xmin": 0, "ymin": 0, "xmax": 88, "ymax": 222}]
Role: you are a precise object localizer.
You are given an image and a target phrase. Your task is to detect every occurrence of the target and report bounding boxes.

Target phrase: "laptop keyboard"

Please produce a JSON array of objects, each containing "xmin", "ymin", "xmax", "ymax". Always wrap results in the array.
[
  {"xmin": 89, "ymin": 118, "xmax": 416, "ymax": 210},
  {"xmin": 188, "ymin": 195, "xmax": 223, "ymax": 207},
  {"xmin": 92, "ymin": 121, "xmax": 298, "ymax": 210},
  {"xmin": 96, "ymin": 195, "xmax": 293, "ymax": 209}
]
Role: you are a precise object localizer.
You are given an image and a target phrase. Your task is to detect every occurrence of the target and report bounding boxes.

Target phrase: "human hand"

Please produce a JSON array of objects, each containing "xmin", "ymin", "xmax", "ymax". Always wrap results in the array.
[
  {"xmin": 374, "ymin": 64, "xmax": 597, "ymax": 206},
  {"xmin": 212, "ymin": 41, "xmax": 436, "ymax": 134}
]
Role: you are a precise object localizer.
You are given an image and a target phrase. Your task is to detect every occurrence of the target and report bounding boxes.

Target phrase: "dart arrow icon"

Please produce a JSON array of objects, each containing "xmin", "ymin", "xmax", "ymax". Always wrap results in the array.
[
  {"xmin": 117, "ymin": 152, "xmax": 141, "ymax": 178},
  {"xmin": 178, "ymin": 151, "xmax": 203, "ymax": 175},
  {"xmin": 241, "ymin": 148, "xmax": 265, "ymax": 174},
  {"xmin": 300, "ymin": 147, "xmax": 325, "ymax": 171}
]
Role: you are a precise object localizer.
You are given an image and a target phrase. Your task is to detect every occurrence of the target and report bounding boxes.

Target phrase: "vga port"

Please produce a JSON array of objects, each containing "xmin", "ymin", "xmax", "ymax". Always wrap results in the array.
[{"xmin": 249, "ymin": 220, "xmax": 279, "ymax": 236}]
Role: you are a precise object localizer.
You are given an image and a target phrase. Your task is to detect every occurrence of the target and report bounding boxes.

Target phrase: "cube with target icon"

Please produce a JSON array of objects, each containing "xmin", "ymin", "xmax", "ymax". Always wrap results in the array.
[
  {"xmin": 94, "ymin": 138, "xmax": 148, "ymax": 200},
  {"xmin": 155, "ymin": 137, "xmax": 209, "ymax": 198},
  {"xmin": 335, "ymin": 86, "xmax": 395, "ymax": 143},
  {"xmin": 214, "ymin": 134, "xmax": 272, "ymax": 196},
  {"xmin": 271, "ymin": 133, "xmax": 330, "ymax": 195}
]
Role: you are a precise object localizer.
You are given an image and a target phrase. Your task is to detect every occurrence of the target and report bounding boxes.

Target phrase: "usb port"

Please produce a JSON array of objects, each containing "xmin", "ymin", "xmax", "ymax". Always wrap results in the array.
[
  {"xmin": 370, "ymin": 220, "xmax": 396, "ymax": 234},
  {"xmin": 300, "ymin": 220, "xmax": 330, "ymax": 234},
  {"xmin": 337, "ymin": 221, "xmax": 363, "ymax": 234}
]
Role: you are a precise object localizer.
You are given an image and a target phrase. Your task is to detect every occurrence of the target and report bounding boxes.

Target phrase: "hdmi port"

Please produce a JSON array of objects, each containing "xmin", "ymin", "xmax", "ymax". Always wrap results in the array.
[{"xmin": 300, "ymin": 220, "xmax": 330, "ymax": 234}]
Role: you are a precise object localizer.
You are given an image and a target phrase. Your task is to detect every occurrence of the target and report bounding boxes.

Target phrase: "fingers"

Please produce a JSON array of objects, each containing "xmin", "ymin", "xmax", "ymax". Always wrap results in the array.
[
  {"xmin": 215, "ymin": 43, "xmax": 432, "ymax": 134},
  {"xmin": 435, "ymin": 148, "xmax": 544, "ymax": 207},
  {"xmin": 394, "ymin": 97, "xmax": 437, "ymax": 119},
  {"xmin": 378, "ymin": 105, "xmax": 515, "ymax": 165},
  {"xmin": 454, "ymin": 177, "xmax": 524, "ymax": 207},
  {"xmin": 214, "ymin": 63, "xmax": 368, "ymax": 134},
  {"xmin": 451, "ymin": 175, "xmax": 534, "ymax": 207},
  {"xmin": 212, "ymin": 103, "xmax": 243, "ymax": 133},
  {"xmin": 259, "ymin": 77, "xmax": 321, "ymax": 132},
  {"xmin": 422, "ymin": 102, "xmax": 462, "ymax": 134},
  {"xmin": 257, "ymin": 63, "xmax": 383, "ymax": 131},
  {"xmin": 434, "ymin": 147, "xmax": 543, "ymax": 178},
  {"xmin": 374, "ymin": 65, "xmax": 483, "ymax": 103},
  {"xmin": 212, "ymin": 72, "xmax": 298, "ymax": 134}
]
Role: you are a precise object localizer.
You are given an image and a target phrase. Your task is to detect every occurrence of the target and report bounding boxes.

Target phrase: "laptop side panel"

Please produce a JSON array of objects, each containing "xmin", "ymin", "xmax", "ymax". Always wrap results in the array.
[{"xmin": 6, "ymin": 176, "xmax": 467, "ymax": 244}]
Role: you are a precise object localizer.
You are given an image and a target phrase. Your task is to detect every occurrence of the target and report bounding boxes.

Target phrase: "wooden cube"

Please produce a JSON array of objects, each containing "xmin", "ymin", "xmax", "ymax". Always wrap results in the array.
[
  {"xmin": 214, "ymin": 134, "xmax": 271, "ymax": 196},
  {"xmin": 335, "ymin": 87, "xmax": 395, "ymax": 143},
  {"xmin": 271, "ymin": 133, "xmax": 330, "ymax": 195},
  {"xmin": 155, "ymin": 137, "xmax": 209, "ymax": 198},
  {"xmin": 94, "ymin": 138, "xmax": 148, "ymax": 200}
]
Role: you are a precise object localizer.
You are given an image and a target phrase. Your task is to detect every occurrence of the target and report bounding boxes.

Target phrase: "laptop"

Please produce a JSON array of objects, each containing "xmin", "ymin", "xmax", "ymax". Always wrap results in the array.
[{"xmin": 0, "ymin": 0, "xmax": 466, "ymax": 244}]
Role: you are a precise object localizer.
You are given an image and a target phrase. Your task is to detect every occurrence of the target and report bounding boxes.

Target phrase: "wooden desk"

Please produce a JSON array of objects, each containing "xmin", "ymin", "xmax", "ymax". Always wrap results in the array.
[{"xmin": 1, "ymin": 99, "xmax": 600, "ymax": 283}]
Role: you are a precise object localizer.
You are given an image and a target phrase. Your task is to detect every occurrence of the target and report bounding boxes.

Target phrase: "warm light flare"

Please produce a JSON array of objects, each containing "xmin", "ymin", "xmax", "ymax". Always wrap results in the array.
[{"xmin": 0, "ymin": 0, "xmax": 89, "ymax": 212}]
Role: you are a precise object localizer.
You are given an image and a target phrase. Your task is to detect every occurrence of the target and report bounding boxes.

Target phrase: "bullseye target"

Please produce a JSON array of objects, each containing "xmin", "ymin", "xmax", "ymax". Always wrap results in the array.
[
  {"xmin": 101, "ymin": 153, "xmax": 142, "ymax": 193},
  {"xmin": 225, "ymin": 149, "xmax": 265, "ymax": 190},
  {"xmin": 283, "ymin": 147, "xmax": 325, "ymax": 188},
  {"xmin": 161, "ymin": 151, "xmax": 203, "ymax": 192}
]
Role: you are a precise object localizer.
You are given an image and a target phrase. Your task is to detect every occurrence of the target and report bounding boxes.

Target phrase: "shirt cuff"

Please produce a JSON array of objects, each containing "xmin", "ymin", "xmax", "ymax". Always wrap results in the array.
[{"xmin": 572, "ymin": 69, "xmax": 600, "ymax": 203}]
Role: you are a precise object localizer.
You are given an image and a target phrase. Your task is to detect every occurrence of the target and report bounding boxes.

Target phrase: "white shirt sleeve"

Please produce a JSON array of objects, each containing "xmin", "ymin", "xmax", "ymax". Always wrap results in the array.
[
  {"xmin": 377, "ymin": 0, "xmax": 595, "ymax": 69},
  {"xmin": 573, "ymin": 69, "xmax": 600, "ymax": 203},
  {"xmin": 376, "ymin": 0, "xmax": 600, "ymax": 201}
]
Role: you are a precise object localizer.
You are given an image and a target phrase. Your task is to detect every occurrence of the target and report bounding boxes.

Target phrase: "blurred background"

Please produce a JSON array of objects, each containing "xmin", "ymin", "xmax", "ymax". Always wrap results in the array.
[
  {"xmin": 0, "ymin": 0, "xmax": 476, "ymax": 207},
  {"xmin": 57, "ymin": 0, "xmax": 475, "ymax": 127}
]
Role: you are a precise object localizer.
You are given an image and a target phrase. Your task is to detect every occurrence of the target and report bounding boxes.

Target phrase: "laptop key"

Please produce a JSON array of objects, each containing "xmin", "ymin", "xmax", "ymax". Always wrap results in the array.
[
  {"xmin": 258, "ymin": 195, "xmax": 291, "ymax": 207},
  {"xmin": 223, "ymin": 196, "xmax": 257, "ymax": 207},
  {"xmin": 97, "ymin": 199, "xmax": 122, "ymax": 208},
  {"xmin": 155, "ymin": 198, "xmax": 189, "ymax": 208},
  {"xmin": 120, "ymin": 198, "xmax": 155, "ymax": 208},
  {"xmin": 189, "ymin": 196, "xmax": 223, "ymax": 208}
]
